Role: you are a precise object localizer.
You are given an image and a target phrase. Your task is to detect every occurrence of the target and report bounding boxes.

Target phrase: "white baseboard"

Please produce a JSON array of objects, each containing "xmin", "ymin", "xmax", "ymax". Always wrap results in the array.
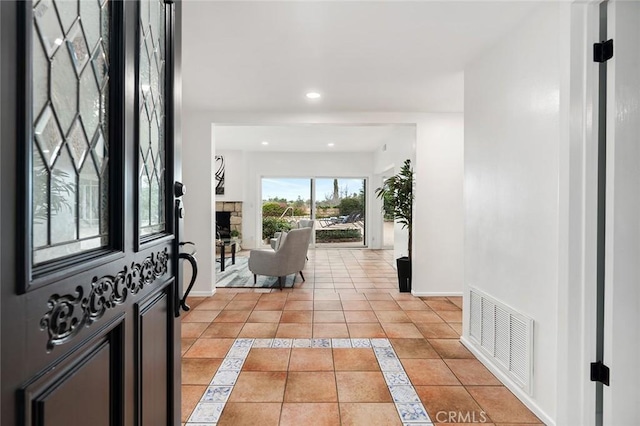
[
  {"xmin": 186, "ymin": 290, "xmax": 216, "ymax": 297},
  {"xmin": 411, "ymin": 291, "xmax": 463, "ymax": 297},
  {"xmin": 460, "ymin": 336, "xmax": 555, "ymax": 426}
]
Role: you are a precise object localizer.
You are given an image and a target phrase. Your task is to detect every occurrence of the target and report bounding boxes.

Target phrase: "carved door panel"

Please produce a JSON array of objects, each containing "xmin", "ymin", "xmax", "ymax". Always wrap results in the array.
[{"xmin": 0, "ymin": 0, "xmax": 183, "ymax": 425}]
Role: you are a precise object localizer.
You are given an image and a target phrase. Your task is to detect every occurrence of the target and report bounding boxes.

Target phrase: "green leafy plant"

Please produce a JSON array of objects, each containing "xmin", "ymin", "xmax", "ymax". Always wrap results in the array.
[
  {"xmin": 230, "ymin": 229, "xmax": 240, "ymax": 238},
  {"xmin": 337, "ymin": 196, "xmax": 363, "ymax": 216},
  {"xmin": 262, "ymin": 217, "xmax": 294, "ymax": 241},
  {"xmin": 316, "ymin": 229, "xmax": 362, "ymax": 243},
  {"xmin": 33, "ymin": 167, "xmax": 75, "ymax": 224},
  {"xmin": 262, "ymin": 202, "xmax": 286, "ymax": 217},
  {"xmin": 375, "ymin": 159, "xmax": 414, "ymax": 260}
]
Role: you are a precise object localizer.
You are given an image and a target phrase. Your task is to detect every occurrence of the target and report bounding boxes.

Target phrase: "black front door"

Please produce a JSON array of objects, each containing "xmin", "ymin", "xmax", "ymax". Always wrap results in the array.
[{"xmin": 1, "ymin": 0, "xmax": 183, "ymax": 424}]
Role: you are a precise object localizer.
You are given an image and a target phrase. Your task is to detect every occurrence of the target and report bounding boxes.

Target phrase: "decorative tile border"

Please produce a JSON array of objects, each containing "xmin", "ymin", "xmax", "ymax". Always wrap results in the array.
[{"xmin": 185, "ymin": 338, "xmax": 432, "ymax": 425}]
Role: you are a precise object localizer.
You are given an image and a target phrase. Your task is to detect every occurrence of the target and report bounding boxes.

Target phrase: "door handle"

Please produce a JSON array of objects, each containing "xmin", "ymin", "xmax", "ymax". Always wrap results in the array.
[{"xmin": 177, "ymin": 242, "xmax": 198, "ymax": 314}]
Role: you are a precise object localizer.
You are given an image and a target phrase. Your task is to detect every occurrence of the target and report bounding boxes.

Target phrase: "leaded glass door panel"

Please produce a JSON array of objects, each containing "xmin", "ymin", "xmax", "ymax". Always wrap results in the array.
[{"xmin": 1, "ymin": 0, "xmax": 184, "ymax": 424}]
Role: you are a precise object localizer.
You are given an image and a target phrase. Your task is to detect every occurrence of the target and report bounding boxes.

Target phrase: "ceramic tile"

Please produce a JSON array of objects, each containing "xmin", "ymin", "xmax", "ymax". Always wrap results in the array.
[
  {"xmin": 390, "ymin": 338, "xmax": 439, "ymax": 359},
  {"xmin": 312, "ymin": 338, "xmax": 332, "ymax": 348},
  {"xmin": 200, "ymin": 386, "xmax": 233, "ymax": 403},
  {"xmin": 219, "ymin": 358, "xmax": 244, "ymax": 371},
  {"xmin": 292, "ymin": 338, "xmax": 312, "ymax": 348},
  {"xmin": 280, "ymin": 311, "xmax": 313, "ymax": 323},
  {"xmin": 374, "ymin": 347, "xmax": 398, "ymax": 359},
  {"xmin": 201, "ymin": 322, "xmax": 244, "ymax": 338},
  {"xmin": 383, "ymin": 371, "xmax": 412, "ymax": 386},
  {"xmin": 232, "ymin": 338, "xmax": 254, "ymax": 348},
  {"xmin": 228, "ymin": 371, "xmax": 287, "ymax": 402},
  {"xmin": 414, "ymin": 385, "xmax": 486, "ymax": 423},
  {"xmin": 181, "ymin": 250, "xmax": 540, "ymax": 426},
  {"xmin": 182, "ymin": 385, "xmax": 208, "ymax": 423},
  {"xmin": 347, "ymin": 323, "xmax": 387, "ymax": 338},
  {"xmin": 247, "ymin": 310, "xmax": 282, "ymax": 323},
  {"xmin": 217, "ymin": 402, "xmax": 282, "ymax": 426},
  {"xmin": 242, "ymin": 348, "xmax": 290, "ymax": 371},
  {"xmin": 402, "ymin": 359, "xmax": 460, "ymax": 386},
  {"xmin": 252, "ymin": 338, "xmax": 273, "ymax": 348},
  {"xmin": 377, "ymin": 357, "xmax": 404, "ymax": 372},
  {"xmin": 466, "ymin": 386, "xmax": 542, "ymax": 423},
  {"xmin": 184, "ymin": 339, "xmax": 235, "ymax": 359},
  {"xmin": 238, "ymin": 322, "xmax": 278, "ymax": 338},
  {"xmin": 226, "ymin": 346, "xmax": 251, "ymax": 358},
  {"xmin": 443, "ymin": 359, "xmax": 501, "ymax": 386},
  {"xmin": 279, "ymin": 403, "xmax": 341, "ymax": 426},
  {"xmin": 381, "ymin": 323, "xmax": 424, "ymax": 338},
  {"xmin": 272, "ymin": 338, "xmax": 293, "ymax": 348},
  {"xmin": 289, "ymin": 348, "xmax": 334, "ymax": 371},
  {"xmin": 211, "ymin": 369, "xmax": 241, "ymax": 385},
  {"xmin": 427, "ymin": 339, "xmax": 474, "ymax": 359},
  {"xmin": 333, "ymin": 348, "xmax": 379, "ymax": 371},
  {"xmin": 276, "ymin": 323, "xmax": 313, "ymax": 338},
  {"xmin": 351, "ymin": 338, "xmax": 372, "ymax": 348},
  {"xmin": 313, "ymin": 323, "xmax": 349, "ymax": 338},
  {"xmin": 332, "ymin": 338, "xmax": 352, "ymax": 348},
  {"xmin": 395, "ymin": 403, "xmax": 431, "ymax": 423},
  {"xmin": 213, "ymin": 310, "xmax": 251, "ymax": 323},
  {"xmin": 371, "ymin": 338, "xmax": 392, "ymax": 347},
  {"xmin": 389, "ymin": 386, "xmax": 421, "ymax": 403},
  {"xmin": 182, "ymin": 359, "xmax": 223, "ymax": 385},
  {"xmin": 284, "ymin": 371, "xmax": 338, "ymax": 402},
  {"xmin": 187, "ymin": 402, "xmax": 224, "ymax": 423},
  {"xmin": 339, "ymin": 402, "xmax": 402, "ymax": 425},
  {"xmin": 314, "ymin": 310, "xmax": 346, "ymax": 323},
  {"xmin": 344, "ymin": 310, "xmax": 379, "ymax": 322},
  {"xmin": 336, "ymin": 371, "xmax": 393, "ymax": 402}
]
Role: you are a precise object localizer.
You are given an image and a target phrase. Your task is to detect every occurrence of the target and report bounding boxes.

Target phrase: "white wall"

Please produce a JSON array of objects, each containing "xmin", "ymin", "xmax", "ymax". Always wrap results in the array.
[
  {"xmin": 463, "ymin": 3, "xmax": 570, "ymax": 424},
  {"xmin": 215, "ymin": 149, "xmax": 244, "ymax": 201},
  {"xmin": 413, "ymin": 114, "xmax": 464, "ymax": 296},
  {"xmin": 181, "ymin": 110, "xmax": 216, "ymax": 296}
]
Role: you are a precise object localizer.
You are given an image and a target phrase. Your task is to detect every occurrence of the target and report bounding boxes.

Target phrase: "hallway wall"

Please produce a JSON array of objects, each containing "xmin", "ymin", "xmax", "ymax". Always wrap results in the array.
[{"xmin": 463, "ymin": 3, "xmax": 570, "ymax": 424}]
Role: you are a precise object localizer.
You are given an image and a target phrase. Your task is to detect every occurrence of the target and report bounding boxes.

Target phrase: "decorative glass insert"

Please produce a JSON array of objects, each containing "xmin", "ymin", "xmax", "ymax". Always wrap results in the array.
[
  {"xmin": 139, "ymin": 0, "xmax": 166, "ymax": 237},
  {"xmin": 32, "ymin": 0, "xmax": 110, "ymax": 265}
]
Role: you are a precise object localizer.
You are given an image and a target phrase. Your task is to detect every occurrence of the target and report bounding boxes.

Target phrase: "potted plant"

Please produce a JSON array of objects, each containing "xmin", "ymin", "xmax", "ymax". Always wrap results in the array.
[{"xmin": 375, "ymin": 159, "xmax": 414, "ymax": 292}]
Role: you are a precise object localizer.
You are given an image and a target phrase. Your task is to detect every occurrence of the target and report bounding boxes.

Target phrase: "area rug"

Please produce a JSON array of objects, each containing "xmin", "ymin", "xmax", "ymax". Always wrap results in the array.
[{"xmin": 215, "ymin": 257, "xmax": 296, "ymax": 288}]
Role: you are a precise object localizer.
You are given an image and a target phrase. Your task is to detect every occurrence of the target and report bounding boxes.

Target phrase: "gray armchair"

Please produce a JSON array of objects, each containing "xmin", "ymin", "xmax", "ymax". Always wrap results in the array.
[{"xmin": 249, "ymin": 227, "xmax": 312, "ymax": 289}]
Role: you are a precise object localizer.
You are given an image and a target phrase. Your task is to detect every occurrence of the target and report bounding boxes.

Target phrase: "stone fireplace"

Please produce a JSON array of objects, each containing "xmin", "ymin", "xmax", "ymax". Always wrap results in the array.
[{"xmin": 215, "ymin": 201, "xmax": 242, "ymax": 239}]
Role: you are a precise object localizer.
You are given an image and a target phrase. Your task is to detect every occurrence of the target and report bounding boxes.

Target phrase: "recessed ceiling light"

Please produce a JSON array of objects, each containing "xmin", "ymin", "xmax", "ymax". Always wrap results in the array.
[
  {"xmin": 261, "ymin": 141, "xmax": 269, "ymax": 145},
  {"xmin": 327, "ymin": 143, "xmax": 335, "ymax": 147},
  {"xmin": 306, "ymin": 92, "xmax": 321, "ymax": 99}
]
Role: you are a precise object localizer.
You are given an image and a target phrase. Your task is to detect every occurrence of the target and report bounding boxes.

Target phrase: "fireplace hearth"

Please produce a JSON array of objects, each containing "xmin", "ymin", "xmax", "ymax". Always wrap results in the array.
[{"xmin": 215, "ymin": 202, "xmax": 242, "ymax": 240}]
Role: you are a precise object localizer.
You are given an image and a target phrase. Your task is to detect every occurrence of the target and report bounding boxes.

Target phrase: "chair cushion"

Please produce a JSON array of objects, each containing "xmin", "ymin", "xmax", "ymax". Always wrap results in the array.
[{"xmin": 277, "ymin": 231, "xmax": 288, "ymax": 250}]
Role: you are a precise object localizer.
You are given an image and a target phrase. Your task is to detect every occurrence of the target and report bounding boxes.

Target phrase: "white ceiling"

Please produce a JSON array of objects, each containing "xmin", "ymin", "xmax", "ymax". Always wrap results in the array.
[
  {"xmin": 215, "ymin": 124, "xmax": 415, "ymax": 152},
  {"xmin": 182, "ymin": 1, "xmax": 540, "ymax": 113}
]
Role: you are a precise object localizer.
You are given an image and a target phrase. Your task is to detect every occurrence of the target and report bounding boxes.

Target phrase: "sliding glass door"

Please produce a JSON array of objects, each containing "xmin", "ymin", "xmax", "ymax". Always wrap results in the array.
[
  {"xmin": 314, "ymin": 178, "xmax": 366, "ymax": 247},
  {"xmin": 260, "ymin": 178, "xmax": 311, "ymax": 244},
  {"xmin": 260, "ymin": 177, "xmax": 367, "ymax": 247}
]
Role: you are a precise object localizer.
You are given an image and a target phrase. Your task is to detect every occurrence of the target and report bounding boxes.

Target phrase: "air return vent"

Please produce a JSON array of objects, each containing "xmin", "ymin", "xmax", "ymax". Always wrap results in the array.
[{"xmin": 468, "ymin": 288, "xmax": 534, "ymax": 394}]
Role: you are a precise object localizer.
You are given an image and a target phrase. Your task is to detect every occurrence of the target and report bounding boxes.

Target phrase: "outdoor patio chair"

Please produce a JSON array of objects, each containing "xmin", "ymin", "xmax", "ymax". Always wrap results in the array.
[{"xmin": 318, "ymin": 217, "xmax": 336, "ymax": 227}]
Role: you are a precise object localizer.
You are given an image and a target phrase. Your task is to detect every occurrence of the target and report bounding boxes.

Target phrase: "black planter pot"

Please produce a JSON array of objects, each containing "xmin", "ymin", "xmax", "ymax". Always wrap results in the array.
[{"xmin": 396, "ymin": 257, "xmax": 412, "ymax": 293}]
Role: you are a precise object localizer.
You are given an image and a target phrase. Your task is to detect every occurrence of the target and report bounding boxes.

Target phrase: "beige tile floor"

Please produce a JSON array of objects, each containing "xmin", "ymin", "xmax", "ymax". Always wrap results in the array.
[{"xmin": 181, "ymin": 249, "xmax": 543, "ymax": 425}]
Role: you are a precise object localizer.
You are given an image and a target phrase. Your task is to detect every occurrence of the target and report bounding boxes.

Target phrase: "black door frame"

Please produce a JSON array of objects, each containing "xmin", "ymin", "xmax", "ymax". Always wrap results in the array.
[{"xmin": 0, "ymin": 0, "xmax": 183, "ymax": 424}]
